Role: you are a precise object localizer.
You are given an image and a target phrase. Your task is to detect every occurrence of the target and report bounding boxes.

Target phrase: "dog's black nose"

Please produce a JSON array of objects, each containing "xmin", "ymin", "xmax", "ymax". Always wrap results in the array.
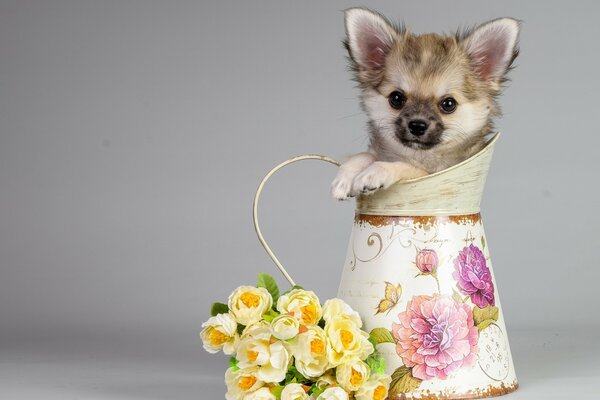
[{"xmin": 408, "ymin": 119, "xmax": 429, "ymax": 136}]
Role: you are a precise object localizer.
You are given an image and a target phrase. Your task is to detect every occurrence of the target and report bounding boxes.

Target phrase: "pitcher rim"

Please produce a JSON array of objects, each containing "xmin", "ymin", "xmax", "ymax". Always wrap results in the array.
[{"xmin": 397, "ymin": 132, "xmax": 500, "ymax": 184}]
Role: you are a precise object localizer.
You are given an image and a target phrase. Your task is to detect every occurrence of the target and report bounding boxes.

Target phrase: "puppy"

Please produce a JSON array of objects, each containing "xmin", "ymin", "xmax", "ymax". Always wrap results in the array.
[{"xmin": 332, "ymin": 8, "xmax": 520, "ymax": 200}]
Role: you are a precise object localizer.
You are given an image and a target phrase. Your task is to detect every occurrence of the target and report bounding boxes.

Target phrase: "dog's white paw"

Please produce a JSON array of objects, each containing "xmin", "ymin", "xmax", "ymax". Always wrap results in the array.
[
  {"xmin": 331, "ymin": 171, "xmax": 356, "ymax": 200},
  {"xmin": 351, "ymin": 162, "xmax": 395, "ymax": 195}
]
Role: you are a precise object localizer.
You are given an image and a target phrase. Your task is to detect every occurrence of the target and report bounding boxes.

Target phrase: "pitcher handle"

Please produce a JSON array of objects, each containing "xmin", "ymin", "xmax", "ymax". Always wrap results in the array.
[{"xmin": 252, "ymin": 155, "xmax": 341, "ymax": 287}]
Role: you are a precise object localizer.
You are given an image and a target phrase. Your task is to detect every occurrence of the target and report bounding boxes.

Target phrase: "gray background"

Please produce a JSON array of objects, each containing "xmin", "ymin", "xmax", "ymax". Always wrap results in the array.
[{"xmin": 1, "ymin": 0, "xmax": 598, "ymax": 399}]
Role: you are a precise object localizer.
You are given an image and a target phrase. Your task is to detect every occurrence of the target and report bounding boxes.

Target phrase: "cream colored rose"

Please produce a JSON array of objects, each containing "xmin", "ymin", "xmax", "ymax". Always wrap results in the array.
[
  {"xmin": 290, "ymin": 325, "xmax": 330, "ymax": 378},
  {"xmin": 317, "ymin": 387, "xmax": 349, "ymax": 400},
  {"xmin": 242, "ymin": 320, "xmax": 271, "ymax": 340},
  {"xmin": 244, "ymin": 387, "xmax": 276, "ymax": 400},
  {"xmin": 335, "ymin": 360, "xmax": 370, "ymax": 392},
  {"xmin": 276, "ymin": 289, "xmax": 322, "ymax": 325},
  {"xmin": 324, "ymin": 316, "xmax": 373, "ymax": 366},
  {"xmin": 281, "ymin": 383, "xmax": 310, "ymax": 400},
  {"xmin": 315, "ymin": 372, "xmax": 337, "ymax": 390},
  {"xmin": 200, "ymin": 313, "xmax": 239, "ymax": 355},
  {"xmin": 322, "ymin": 298, "xmax": 362, "ymax": 328},
  {"xmin": 237, "ymin": 335, "xmax": 291, "ymax": 383},
  {"xmin": 225, "ymin": 367, "xmax": 264, "ymax": 400},
  {"xmin": 354, "ymin": 374, "xmax": 392, "ymax": 400},
  {"xmin": 270, "ymin": 314, "xmax": 300, "ymax": 340},
  {"xmin": 229, "ymin": 286, "xmax": 273, "ymax": 326}
]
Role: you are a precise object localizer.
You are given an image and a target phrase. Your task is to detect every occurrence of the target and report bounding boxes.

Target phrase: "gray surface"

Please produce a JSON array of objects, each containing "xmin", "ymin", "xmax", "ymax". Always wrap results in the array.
[
  {"xmin": 1, "ymin": 0, "xmax": 599, "ymax": 398},
  {"xmin": 2, "ymin": 328, "xmax": 598, "ymax": 399}
]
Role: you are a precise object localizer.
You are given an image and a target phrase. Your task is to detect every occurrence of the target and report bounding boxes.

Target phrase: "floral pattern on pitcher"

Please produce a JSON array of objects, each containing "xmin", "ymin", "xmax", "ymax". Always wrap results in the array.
[{"xmin": 341, "ymin": 215, "xmax": 515, "ymax": 398}]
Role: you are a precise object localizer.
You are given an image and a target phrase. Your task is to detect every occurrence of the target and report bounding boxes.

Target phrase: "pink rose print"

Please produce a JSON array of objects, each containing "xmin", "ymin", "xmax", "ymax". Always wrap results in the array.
[
  {"xmin": 415, "ymin": 248, "xmax": 439, "ymax": 274},
  {"xmin": 453, "ymin": 244, "xmax": 495, "ymax": 308},
  {"xmin": 392, "ymin": 294, "xmax": 479, "ymax": 381}
]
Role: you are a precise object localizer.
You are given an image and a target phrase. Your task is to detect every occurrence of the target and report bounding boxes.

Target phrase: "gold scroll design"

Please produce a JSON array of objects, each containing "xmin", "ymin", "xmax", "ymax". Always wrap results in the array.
[{"xmin": 350, "ymin": 221, "xmax": 439, "ymax": 271}]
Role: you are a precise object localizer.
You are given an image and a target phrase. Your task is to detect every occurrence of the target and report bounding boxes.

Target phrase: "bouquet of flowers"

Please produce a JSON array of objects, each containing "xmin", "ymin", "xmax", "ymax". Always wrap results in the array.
[{"xmin": 200, "ymin": 273, "xmax": 391, "ymax": 400}]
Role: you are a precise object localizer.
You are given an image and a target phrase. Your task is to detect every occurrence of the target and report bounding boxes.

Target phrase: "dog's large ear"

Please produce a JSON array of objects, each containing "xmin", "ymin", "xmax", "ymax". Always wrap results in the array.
[
  {"xmin": 460, "ymin": 18, "xmax": 520, "ymax": 85},
  {"xmin": 344, "ymin": 8, "xmax": 397, "ymax": 83}
]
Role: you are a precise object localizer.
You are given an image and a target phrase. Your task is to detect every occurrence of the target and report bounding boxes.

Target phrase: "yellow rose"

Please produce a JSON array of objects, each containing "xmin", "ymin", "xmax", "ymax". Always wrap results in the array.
[
  {"xmin": 317, "ymin": 387, "xmax": 349, "ymax": 400},
  {"xmin": 281, "ymin": 383, "xmax": 310, "ymax": 400},
  {"xmin": 290, "ymin": 325, "xmax": 330, "ymax": 378},
  {"xmin": 270, "ymin": 314, "xmax": 300, "ymax": 340},
  {"xmin": 237, "ymin": 335, "xmax": 291, "ymax": 383},
  {"xmin": 354, "ymin": 374, "xmax": 392, "ymax": 400},
  {"xmin": 276, "ymin": 289, "xmax": 322, "ymax": 325},
  {"xmin": 322, "ymin": 298, "xmax": 362, "ymax": 328},
  {"xmin": 244, "ymin": 387, "xmax": 276, "ymax": 400},
  {"xmin": 225, "ymin": 367, "xmax": 264, "ymax": 400},
  {"xmin": 335, "ymin": 360, "xmax": 370, "ymax": 392},
  {"xmin": 229, "ymin": 286, "xmax": 273, "ymax": 326},
  {"xmin": 324, "ymin": 317, "xmax": 373, "ymax": 366},
  {"xmin": 200, "ymin": 313, "xmax": 239, "ymax": 354}
]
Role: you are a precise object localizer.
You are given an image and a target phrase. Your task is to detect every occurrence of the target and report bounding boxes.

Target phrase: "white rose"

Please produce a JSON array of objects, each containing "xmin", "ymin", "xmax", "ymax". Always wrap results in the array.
[
  {"xmin": 244, "ymin": 387, "xmax": 276, "ymax": 400},
  {"xmin": 354, "ymin": 374, "xmax": 392, "ymax": 400},
  {"xmin": 291, "ymin": 325, "xmax": 330, "ymax": 378},
  {"xmin": 322, "ymin": 298, "xmax": 362, "ymax": 328},
  {"xmin": 276, "ymin": 289, "xmax": 322, "ymax": 325},
  {"xmin": 335, "ymin": 360, "xmax": 370, "ymax": 392},
  {"xmin": 225, "ymin": 367, "xmax": 263, "ymax": 400},
  {"xmin": 242, "ymin": 320, "xmax": 271, "ymax": 340},
  {"xmin": 281, "ymin": 383, "xmax": 310, "ymax": 400},
  {"xmin": 200, "ymin": 313, "xmax": 239, "ymax": 354},
  {"xmin": 270, "ymin": 314, "xmax": 300, "ymax": 340},
  {"xmin": 229, "ymin": 286, "xmax": 273, "ymax": 326},
  {"xmin": 315, "ymin": 372, "xmax": 336, "ymax": 390},
  {"xmin": 237, "ymin": 335, "xmax": 291, "ymax": 383},
  {"xmin": 317, "ymin": 387, "xmax": 349, "ymax": 400},
  {"xmin": 324, "ymin": 317, "xmax": 373, "ymax": 366}
]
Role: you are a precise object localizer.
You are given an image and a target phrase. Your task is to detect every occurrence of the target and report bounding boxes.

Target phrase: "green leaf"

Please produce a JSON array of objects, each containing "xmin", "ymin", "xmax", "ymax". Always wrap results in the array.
[
  {"xmin": 210, "ymin": 302, "xmax": 229, "ymax": 316},
  {"xmin": 368, "ymin": 335, "xmax": 378, "ymax": 348},
  {"xmin": 481, "ymin": 236, "xmax": 486, "ymax": 250},
  {"xmin": 366, "ymin": 353, "xmax": 387, "ymax": 375},
  {"xmin": 476, "ymin": 319, "xmax": 496, "ymax": 332},
  {"xmin": 370, "ymin": 328, "xmax": 396, "ymax": 345},
  {"xmin": 389, "ymin": 366, "xmax": 422, "ymax": 395},
  {"xmin": 473, "ymin": 305, "xmax": 499, "ymax": 327},
  {"xmin": 285, "ymin": 365, "xmax": 308, "ymax": 385},
  {"xmin": 308, "ymin": 385, "xmax": 325, "ymax": 397},
  {"xmin": 262, "ymin": 309, "xmax": 279, "ymax": 323},
  {"xmin": 271, "ymin": 385, "xmax": 283, "ymax": 400},
  {"xmin": 228, "ymin": 357, "xmax": 239, "ymax": 371},
  {"xmin": 236, "ymin": 324, "xmax": 245, "ymax": 336},
  {"xmin": 257, "ymin": 272, "xmax": 280, "ymax": 303}
]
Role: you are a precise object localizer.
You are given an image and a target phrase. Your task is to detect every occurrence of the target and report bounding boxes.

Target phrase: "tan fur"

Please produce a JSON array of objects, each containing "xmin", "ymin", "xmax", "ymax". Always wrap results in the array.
[{"xmin": 332, "ymin": 9, "xmax": 519, "ymax": 200}]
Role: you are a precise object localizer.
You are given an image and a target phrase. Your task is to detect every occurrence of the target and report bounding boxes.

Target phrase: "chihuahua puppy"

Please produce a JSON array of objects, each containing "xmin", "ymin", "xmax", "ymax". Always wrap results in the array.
[{"xmin": 332, "ymin": 8, "xmax": 520, "ymax": 200}]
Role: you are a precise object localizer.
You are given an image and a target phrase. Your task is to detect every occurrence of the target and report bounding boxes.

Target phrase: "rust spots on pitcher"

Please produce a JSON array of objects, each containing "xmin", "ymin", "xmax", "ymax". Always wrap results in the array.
[
  {"xmin": 355, "ymin": 213, "xmax": 481, "ymax": 228},
  {"xmin": 390, "ymin": 382, "xmax": 518, "ymax": 400}
]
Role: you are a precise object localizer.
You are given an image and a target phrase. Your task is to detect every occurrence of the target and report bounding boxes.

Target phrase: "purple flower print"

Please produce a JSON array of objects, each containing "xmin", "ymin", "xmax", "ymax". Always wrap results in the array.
[{"xmin": 453, "ymin": 244, "xmax": 495, "ymax": 308}]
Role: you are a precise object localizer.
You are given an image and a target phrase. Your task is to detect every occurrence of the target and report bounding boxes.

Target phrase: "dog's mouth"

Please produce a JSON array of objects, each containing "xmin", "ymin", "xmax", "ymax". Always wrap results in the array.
[{"xmin": 400, "ymin": 138, "xmax": 438, "ymax": 150}]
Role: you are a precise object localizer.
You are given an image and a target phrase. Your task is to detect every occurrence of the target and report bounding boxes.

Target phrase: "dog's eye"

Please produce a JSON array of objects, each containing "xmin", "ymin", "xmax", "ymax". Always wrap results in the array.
[
  {"xmin": 388, "ymin": 91, "xmax": 406, "ymax": 110},
  {"xmin": 439, "ymin": 97, "xmax": 458, "ymax": 113}
]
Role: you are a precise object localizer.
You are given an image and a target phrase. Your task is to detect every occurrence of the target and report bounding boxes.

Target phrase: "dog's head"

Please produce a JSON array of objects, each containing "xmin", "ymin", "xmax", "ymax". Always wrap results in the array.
[{"xmin": 344, "ymin": 8, "xmax": 519, "ymax": 162}]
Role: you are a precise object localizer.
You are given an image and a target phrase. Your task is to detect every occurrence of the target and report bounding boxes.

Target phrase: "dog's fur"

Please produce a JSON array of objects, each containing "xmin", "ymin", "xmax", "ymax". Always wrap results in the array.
[{"xmin": 332, "ymin": 8, "xmax": 520, "ymax": 200}]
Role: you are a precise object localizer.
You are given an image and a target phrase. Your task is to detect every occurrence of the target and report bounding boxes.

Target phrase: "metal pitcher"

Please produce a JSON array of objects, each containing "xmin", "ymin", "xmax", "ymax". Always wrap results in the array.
[{"xmin": 337, "ymin": 133, "xmax": 517, "ymax": 399}]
